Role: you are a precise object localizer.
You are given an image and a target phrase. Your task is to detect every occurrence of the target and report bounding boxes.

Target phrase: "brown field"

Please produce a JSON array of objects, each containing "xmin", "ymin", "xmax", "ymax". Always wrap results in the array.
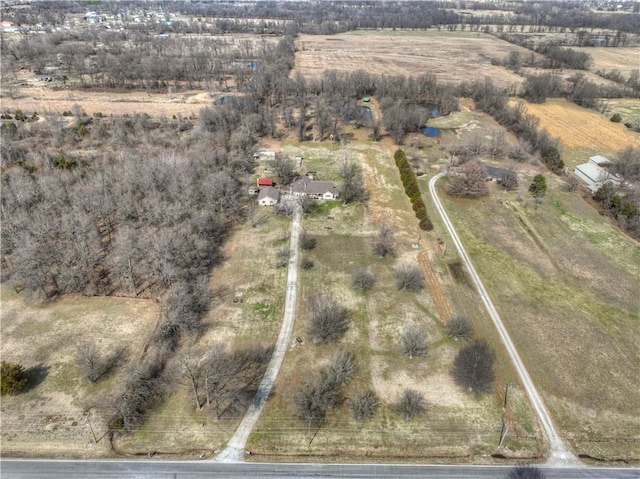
[
  {"xmin": 295, "ymin": 30, "xmax": 527, "ymax": 89},
  {"xmin": 517, "ymin": 98, "xmax": 640, "ymax": 161},
  {"xmin": 579, "ymin": 46, "xmax": 640, "ymax": 78},
  {"xmin": 0, "ymin": 84, "xmax": 214, "ymax": 118}
]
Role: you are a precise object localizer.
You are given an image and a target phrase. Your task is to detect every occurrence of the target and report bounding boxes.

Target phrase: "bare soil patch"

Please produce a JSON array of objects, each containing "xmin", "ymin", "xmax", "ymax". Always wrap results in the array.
[{"xmin": 295, "ymin": 31, "xmax": 527, "ymax": 89}]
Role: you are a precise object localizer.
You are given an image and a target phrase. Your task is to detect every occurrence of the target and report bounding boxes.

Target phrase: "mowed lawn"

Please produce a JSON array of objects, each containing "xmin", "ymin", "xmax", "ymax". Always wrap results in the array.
[
  {"xmin": 247, "ymin": 141, "xmax": 542, "ymax": 462},
  {"xmin": 441, "ymin": 181, "xmax": 640, "ymax": 461}
]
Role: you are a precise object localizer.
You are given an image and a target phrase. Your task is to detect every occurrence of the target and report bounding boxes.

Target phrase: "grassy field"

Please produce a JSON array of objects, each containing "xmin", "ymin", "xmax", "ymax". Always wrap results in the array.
[
  {"xmin": 518, "ymin": 98, "xmax": 640, "ymax": 167},
  {"xmin": 295, "ymin": 30, "xmax": 527, "ymax": 89},
  {"xmin": 440, "ymin": 180, "xmax": 640, "ymax": 462},
  {"xmin": 578, "ymin": 46, "xmax": 640, "ymax": 79},
  {"xmin": 245, "ymin": 138, "xmax": 542, "ymax": 462},
  {"xmin": 0, "ymin": 289, "xmax": 158, "ymax": 457}
]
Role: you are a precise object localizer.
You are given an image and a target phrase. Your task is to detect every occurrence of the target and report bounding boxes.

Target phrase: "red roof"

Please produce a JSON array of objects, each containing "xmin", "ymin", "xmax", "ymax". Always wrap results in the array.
[{"xmin": 257, "ymin": 178, "xmax": 273, "ymax": 186}]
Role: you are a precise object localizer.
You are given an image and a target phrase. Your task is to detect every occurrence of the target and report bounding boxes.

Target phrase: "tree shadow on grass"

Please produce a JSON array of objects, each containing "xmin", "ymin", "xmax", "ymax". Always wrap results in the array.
[{"xmin": 23, "ymin": 363, "xmax": 50, "ymax": 393}]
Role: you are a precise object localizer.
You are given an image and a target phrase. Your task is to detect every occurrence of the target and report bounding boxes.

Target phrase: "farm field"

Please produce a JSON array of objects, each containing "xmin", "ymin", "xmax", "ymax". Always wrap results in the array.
[
  {"xmin": 441, "ymin": 181, "xmax": 640, "ymax": 462},
  {"xmin": 0, "ymin": 84, "xmax": 212, "ymax": 118},
  {"xmin": 295, "ymin": 30, "xmax": 527, "ymax": 89},
  {"xmin": 0, "ymin": 289, "xmax": 158, "ymax": 457},
  {"xmin": 579, "ymin": 46, "xmax": 640, "ymax": 79},
  {"xmin": 516, "ymin": 98, "xmax": 640, "ymax": 167}
]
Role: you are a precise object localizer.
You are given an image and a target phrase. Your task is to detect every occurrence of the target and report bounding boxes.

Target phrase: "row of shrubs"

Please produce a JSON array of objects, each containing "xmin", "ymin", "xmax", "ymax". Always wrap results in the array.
[{"xmin": 394, "ymin": 149, "xmax": 433, "ymax": 231}]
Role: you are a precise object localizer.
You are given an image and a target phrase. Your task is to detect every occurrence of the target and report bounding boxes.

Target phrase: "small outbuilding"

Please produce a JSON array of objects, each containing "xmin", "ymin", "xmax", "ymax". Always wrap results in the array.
[
  {"xmin": 257, "ymin": 178, "xmax": 274, "ymax": 187},
  {"xmin": 258, "ymin": 186, "xmax": 280, "ymax": 206},
  {"xmin": 574, "ymin": 155, "xmax": 622, "ymax": 193}
]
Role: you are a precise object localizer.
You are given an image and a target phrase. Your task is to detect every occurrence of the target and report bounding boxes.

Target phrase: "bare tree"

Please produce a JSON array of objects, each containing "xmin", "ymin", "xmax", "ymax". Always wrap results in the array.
[
  {"xmin": 275, "ymin": 247, "xmax": 290, "ymax": 268},
  {"xmin": 299, "ymin": 230, "xmax": 316, "ymax": 250},
  {"xmin": 447, "ymin": 316, "xmax": 474, "ymax": 340},
  {"xmin": 397, "ymin": 389, "xmax": 425, "ymax": 421},
  {"xmin": 401, "ymin": 325, "xmax": 427, "ymax": 358},
  {"xmin": 446, "ymin": 160, "xmax": 489, "ymax": 198},
  {"xmin": 326, "ymin": 350, "xmax": 357, "ymax": 386},
  {"xmin": 563, "ymin": 175, "xmax": 581, "ymax": 193},
  {"xmin": 340, "ymin": 159, "xmax": 368, "ymax": 204},
  {"xmin": 273, "ymin": 154, "xmax": 297, "ymax": 185},
  {"xmin": 351, "ymin": 390, "xmax": 378, "ymax": 422},
  {"xmin": 373, "ymin": 221, "xmax": 395, "ymax": 258},
  {"xmin": 500, "ymin": 169, "xmax": 519, "ymax": 191},
  {"xmin": 488, "ymin": 130, "xmax": 507, "ymax": 160},
  {"xmin": 306, "ymin": 294, "xmax": 350, "ymax": 344},
  {"xmin": 301, "ymin": 257, "xmax": 314, "ymax": 270},
  {"xmin": 395, "ymin": 264, "xmax": 424, "ymax": 292},
  {"xmin": 351, "ymin": 267, "xmax": 375, "ymax": 291},
  {"xmin": 175, "ymin": 347, "xmax": 204, "ymax": 410},
  {"xmin": 452, "ymin": 339, "xmax": 495, "ymax": 396},
  {"xmin": 76, "ymin": 340, "xmax": 103, "ymax": 383}
]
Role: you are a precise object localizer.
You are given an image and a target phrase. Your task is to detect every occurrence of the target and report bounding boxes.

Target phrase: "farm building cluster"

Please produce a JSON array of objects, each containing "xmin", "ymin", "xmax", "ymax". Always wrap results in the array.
[{"xmin": 252, "ymin": 151, "xmax": 339, "ymax": 207}]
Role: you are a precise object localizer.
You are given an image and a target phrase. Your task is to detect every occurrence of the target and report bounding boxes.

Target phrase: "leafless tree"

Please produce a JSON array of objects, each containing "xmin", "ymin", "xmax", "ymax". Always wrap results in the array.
[
  {"xmin": 452, "ymin": 339, "xmax": 495, "ymax": 396},
  {"xmin": 563, "ymin": 175, "xmax": 581, "ymax": 193},
  {"xmin": 401, "ymin": 325, "xmax": 427, "ymax": 358},
  {"xmin": 446, "ymin": 160, "xmax": 489, "ymax": 198},
  {"xmin": 76, "ymin": 340, "xmax": 103, "ymax": 383},
  {"xmin": 273, "ymin": 154, "xmax": 297, "ymax": 185},
  {"xmin": 340, "ymin": 159, "xmax": 368, "ymax": 204},
  {"xmin": 275, "ymin": 247, "xmax": 290, "ymax": 268},
  {"xmin": 395, "ymin": 264, "xmax": 424, "ymax": 292},
  {"xmin": 447, "ymin": 316, "xmax": 474, "ymax": 340},
  {"xmin": 500, "ymin": 169, "xmax": 519, "ymax": 191},
  {"xmin": 175, "ymin": 347, "xmax": 204, "ymax": 410},
  {"xmin": 299, "ymin": 230, "xmax": 317, "ymax": 250},
  {"xmin": 488, "ymin": 130, "xmax": 507, "ymax": 160},
  {"xmin": 325, "ymin": 350, "xmax": 357, "ymax": 386},
  {"xmin": 301, "ymin": 257, "xmax": 314, "ymax": 270},
  {"xmin": 351, "ymin": 267, "xmax": 375, "ymax": 291},
  {"xmin": 397, "ymin": 389, "xmax": 425, "ymax": 421},
  {"xmin": 373, "ymin": 221, "xmax": 395, "ymax": 258},
  {"xmin": 306, "ymin": 294, "xmax": 350, "ymax": 344},
  {"xmin": 351, "ymin": 390, "xmax": 378, "ymax": 421}
]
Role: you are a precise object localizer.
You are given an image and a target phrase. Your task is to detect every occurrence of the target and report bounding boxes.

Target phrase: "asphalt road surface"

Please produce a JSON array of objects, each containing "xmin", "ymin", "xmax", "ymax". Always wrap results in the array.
[
  {"xmin": 428, "ymin": 173, "xmax": 578, "ymax": 466},
  {"xmin": 1, "ymin": 459, "xmax": 637, "ymax": 478}
]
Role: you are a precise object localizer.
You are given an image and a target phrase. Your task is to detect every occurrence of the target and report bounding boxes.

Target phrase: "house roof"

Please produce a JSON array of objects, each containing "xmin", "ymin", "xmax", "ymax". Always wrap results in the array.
[
  {"xmin": 291, "ymin": 177, "xmax": 338, "ymax": 196},
  {"xmin": 589, "ymin": 155, "xmax": 611, "ymax": 166},
  {"xmin": 257, "ymin": 178, "xmax": 274, "ymax": 186},
  {"xmin": 258, "ymin": 186, "xmax": 279, "ymax": 201},
  {"xmin": 575, "ymin": 162, "xmax": 619, "ymax": 183}
]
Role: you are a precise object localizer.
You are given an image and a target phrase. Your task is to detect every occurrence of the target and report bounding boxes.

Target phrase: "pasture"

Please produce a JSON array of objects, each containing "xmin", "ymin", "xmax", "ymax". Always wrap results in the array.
[{"xmin": 295, "ymin": 30, "xmax": 527, "ymax": 89}]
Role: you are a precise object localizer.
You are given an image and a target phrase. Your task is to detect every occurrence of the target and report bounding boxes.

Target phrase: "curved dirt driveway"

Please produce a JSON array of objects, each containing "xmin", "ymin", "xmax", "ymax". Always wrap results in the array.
[{"xmin": 428, "ymin": 173, "xmax": 580, "ymax": 466}]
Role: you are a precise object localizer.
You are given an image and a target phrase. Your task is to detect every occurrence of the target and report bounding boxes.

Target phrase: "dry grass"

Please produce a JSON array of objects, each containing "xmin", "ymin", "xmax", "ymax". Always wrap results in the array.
[
  {"xmin": 0, "ymin": 288, "xmax": 158, "ymax": 457},
  {"xmin": 579, "ymin": 46, "xmax": 640, "ymax": 78},
  {"xmin": 295, "ymin": 30, "xmax": 527, "ymax": 89},
  {"xmin": 442, "ymin": 182, "xmax": 640, "ymax": 462},
  {"xmin": 0, "ymin": 84, "xmax": 213, "ymax": 118},
  {"xmin": 517, "ymin": 98, "xmax": 640, "ymax": 162}
]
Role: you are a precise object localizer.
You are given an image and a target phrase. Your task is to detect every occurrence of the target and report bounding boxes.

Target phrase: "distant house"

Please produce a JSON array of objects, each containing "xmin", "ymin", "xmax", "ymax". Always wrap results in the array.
[
  {"xmin": 257, "ymin": 178, "xmax": 274, "ymax": 187},
  {"xmin": 291, "ymin": 176, "xmax": 339, "ymax": 200},
  {"xmin": 574, "ymin": 155, "xmax": 622, "ymax": 193},
  {"xmin": 253, "ymin": 151, "xmax": 276, "ymax": 161},
  {"xmin": 258, "ymin": 186, "xmax": 279, "ymax": 206}
]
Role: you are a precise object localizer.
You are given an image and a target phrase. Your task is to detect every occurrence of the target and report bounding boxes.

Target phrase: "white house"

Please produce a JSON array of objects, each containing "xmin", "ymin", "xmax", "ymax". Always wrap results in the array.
[
  {"xmin": 291, "ymin": 176, "xmax": 339, "ymax": 200},
  {"xmin": 257, "ymin": 186, "xmax": 280, "ymax": 206},
  {"xmin": 574, "ymin": 155, "xmax": 622, "ymax": 193}
]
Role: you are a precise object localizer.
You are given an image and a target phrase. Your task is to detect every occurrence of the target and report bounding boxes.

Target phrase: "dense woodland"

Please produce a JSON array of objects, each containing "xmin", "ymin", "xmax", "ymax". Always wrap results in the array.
[{"xmin": 1, "ymin": 0, "xmax": 639, "ymax": 433}]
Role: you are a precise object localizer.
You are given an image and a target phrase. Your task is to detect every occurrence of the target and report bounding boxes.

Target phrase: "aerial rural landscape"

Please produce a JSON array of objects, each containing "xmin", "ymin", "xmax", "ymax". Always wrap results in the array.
[{"xmin": 0, "ymin": 1, "xmax": 639, "ymax": 477}]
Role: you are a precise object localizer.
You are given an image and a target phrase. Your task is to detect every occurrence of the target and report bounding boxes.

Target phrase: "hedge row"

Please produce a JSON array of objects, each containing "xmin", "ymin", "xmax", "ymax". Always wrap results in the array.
[{"xmin": 394, "ymin": 149, "xmax": 433, "ymax": 231}]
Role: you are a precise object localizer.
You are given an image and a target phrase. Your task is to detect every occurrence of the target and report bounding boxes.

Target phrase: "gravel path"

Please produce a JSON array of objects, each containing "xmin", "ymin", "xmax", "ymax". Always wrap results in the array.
[
  {"xmin": 428, "ymin": 173, "xmax": 580, "ymax": 467},
  {"xmin": 216, "ymin": 207, "xmax": 302, "ymax": 462}
]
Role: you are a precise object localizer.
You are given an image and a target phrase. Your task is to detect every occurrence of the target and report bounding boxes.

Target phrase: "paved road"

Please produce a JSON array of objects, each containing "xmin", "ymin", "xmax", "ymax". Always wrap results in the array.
[
  {"xmin": 216, "ymin": 206, "xmax": 302, "ymax": 462},
  {"xmin": 2, "ymin": 459, "xmax": 637, "ymax": 479},
  {"xmin": 428, "ymin": 173, "xmax": 578, "ymax": 466}
]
